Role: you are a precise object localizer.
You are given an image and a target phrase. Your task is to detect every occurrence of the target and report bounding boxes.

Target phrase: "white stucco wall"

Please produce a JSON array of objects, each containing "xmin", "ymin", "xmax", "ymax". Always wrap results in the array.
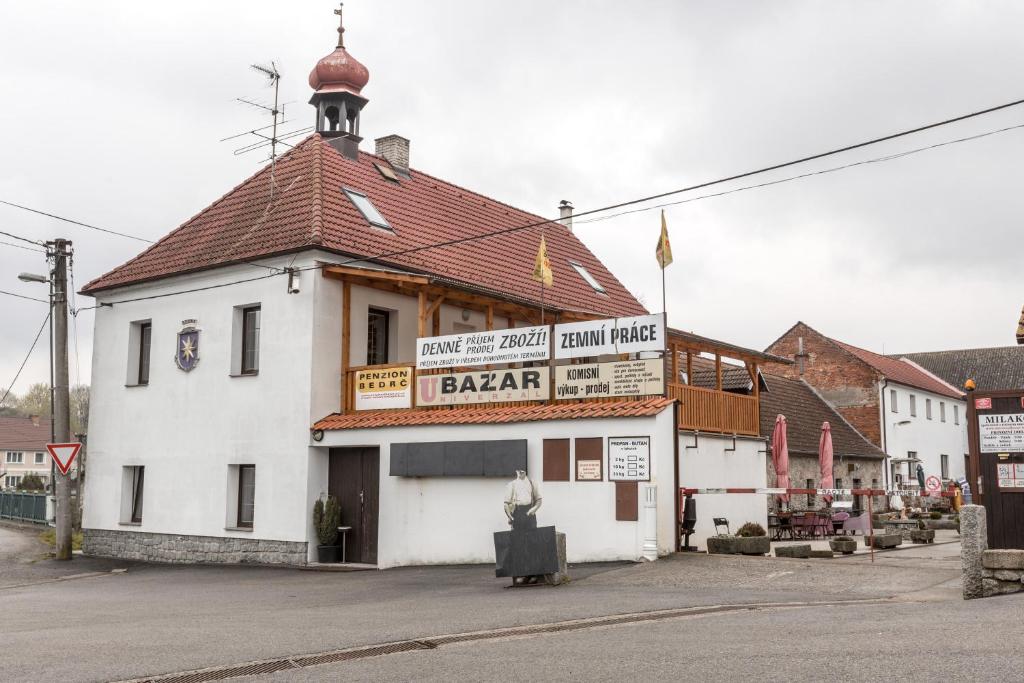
[
  {"xmin": 678, "ymin": 432, "xmax": 768, "ymax": 549},
  {"xmin": 315, "ymin": 408, "xmax": 678, "ymax": 568},
  {"xmin": 83, "ymin": 255, "xmax": 325, "ymax": 543},
  {"xmin": 881, "ymin": 382, "xmax": 967, "ymax": 485}
]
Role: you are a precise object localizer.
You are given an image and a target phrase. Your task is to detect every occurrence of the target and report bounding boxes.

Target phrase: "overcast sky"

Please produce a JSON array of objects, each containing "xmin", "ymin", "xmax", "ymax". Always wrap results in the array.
[{"xmin": 2, "ymin": 1, "xmax": 1023, "ymax": 393}]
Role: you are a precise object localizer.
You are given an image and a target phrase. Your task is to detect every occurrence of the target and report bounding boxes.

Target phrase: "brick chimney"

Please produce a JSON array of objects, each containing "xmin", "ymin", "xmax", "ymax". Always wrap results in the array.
[
  {"xmin": 374, "ymin": 135, "xmax": 410, "ymax": 171},
  {"xmin": 30, "ymin": 414, "xmax": 40, "ymax": 427},
  {"xmin": 558, "ymin": 200, "xmax": 574, "ymax": 232}
]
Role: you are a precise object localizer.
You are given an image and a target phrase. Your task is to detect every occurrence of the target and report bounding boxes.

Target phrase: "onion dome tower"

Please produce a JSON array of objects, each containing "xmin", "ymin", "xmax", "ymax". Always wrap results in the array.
[{"xmin": 309, "ymin": 3, "xmax": 370, "ymax": 158}]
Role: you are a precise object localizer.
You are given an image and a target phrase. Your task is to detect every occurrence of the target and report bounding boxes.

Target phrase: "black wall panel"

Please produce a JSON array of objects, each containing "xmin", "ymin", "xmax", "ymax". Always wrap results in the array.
[{"xmin": 389, "ymin": 440, "xmax": 527, "ymax": 477}]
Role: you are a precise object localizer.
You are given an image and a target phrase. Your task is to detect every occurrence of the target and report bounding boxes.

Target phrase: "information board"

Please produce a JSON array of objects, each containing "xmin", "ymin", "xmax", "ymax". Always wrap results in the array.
[
  {"xmin": 996, "ymin": 462, "xmax": 1024, "ymax": 490},
  {"xmin": 354, "ymin": 367, "xmax": 412, "ymax": 410},
  {"xmin": 978, "ymin": 413, "xmax": 1024, "ymax": 453},
  {"xmin": 554, "ymin": 359, "xmax": 664, "ymax": 400},
  {"xmin": 608, "ymin": 436, "xmax": 650, "ymax": 482}
]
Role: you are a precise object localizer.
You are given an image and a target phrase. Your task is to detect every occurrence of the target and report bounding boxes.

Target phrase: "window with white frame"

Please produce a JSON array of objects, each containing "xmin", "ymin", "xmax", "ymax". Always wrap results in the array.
[
  {"xmin": 890, "ymin": 390, "xmax": 898, "ymax": 412},
  {"xmin": 5, "ymin": 475, "xmax": 21, "ymax": 488},
  {"xmin": 941, "ymin": 454, "xmax": 949, "ymax": 479},
  {"xmin": 926, "ymin": 398, "xmax": 932, "ymax": 420},
  {"xmin": 940, "ymin": 402, "xmax": 946, "ymax": 422},
  {"xmin": 342, "ymin": 187, "xmax": 392, "ymax": 230},
  {"xmin": 227, "ymin": 464, "xmax": 256, "ymax": 529},
  {"xmin": 120, "ymin": 466, "xmax": 145, "ymax": 524},
  {"xmin": 126, "ymin": 319, "xmax": 153, "ymax": 386},
  {"xmin": 34, "ymin": 452, "xmax": 45, "ymax": 464},
  {"xmin": 909, "ymin": 395, "xmax": 917, "ymax": 417},
  {"xmin": 954, "ymin": 405, "xmax": 960, "ymax": 425},
  {"xmin": 6, "ymin": 452, "xmax": 23, "ymax": 464},
  {"xmin": 569, "ymin": 261, "xmax": 606, "ymax": 293},
  {"xmin": 231, "ymin": 304, "xmax": 262, "ymax": 376}
]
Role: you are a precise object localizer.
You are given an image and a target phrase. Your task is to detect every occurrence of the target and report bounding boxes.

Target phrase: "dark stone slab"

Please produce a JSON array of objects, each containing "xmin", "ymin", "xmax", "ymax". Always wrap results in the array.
[
  {"xmin": 809, "ymin": 550, "xmax": 835, "ymax": 559},
  {"xmin": 494, "ymin": 526, "xmax": 560, "ymax": 578},
  {"xmin": 775, "ymin": 544, "xmax": 811, "ymax": 559}
]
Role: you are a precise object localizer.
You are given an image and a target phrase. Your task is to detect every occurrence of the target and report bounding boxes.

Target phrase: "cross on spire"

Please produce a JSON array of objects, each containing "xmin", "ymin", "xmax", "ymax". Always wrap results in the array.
[{"xmin": 334, "ymin": 2, "xmax": 345, "ymax": 48}]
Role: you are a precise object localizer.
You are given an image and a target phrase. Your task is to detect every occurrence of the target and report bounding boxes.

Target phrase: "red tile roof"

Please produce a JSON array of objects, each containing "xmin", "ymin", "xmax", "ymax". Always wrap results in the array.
[
  {"xmin": 832, "ymin": 340, "xmax": 963, "ymax": 399},
  {"xmin": 81, "ymin": 135, "xmax": 646, "ymax": 318},
  {"xmin": 313, "ymin": 398, "xmax": 674, "ymax": 430},
  {"xmin": 0, "ymin": 416, "xmax": 49, "ymax": 451}
]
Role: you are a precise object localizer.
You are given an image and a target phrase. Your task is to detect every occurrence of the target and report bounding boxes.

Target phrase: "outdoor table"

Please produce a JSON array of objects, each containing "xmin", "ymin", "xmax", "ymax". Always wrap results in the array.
[{"xmin": 337, "ymin": 526, "xmax": 352, "ymax": 563}]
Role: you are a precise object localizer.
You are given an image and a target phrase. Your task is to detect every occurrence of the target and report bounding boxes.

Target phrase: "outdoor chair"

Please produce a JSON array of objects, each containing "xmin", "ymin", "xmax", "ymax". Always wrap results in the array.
[
  {"xmin": 831, "ymin": 511, "xmax": 850, "ymax": 535},
  {"xmin": 713, "ymin": 518, "xmax": 730, "ymax": 536}
]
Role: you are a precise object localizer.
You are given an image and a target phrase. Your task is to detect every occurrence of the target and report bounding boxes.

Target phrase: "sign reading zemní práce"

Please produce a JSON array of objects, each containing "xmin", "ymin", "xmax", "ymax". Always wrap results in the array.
[
  {"xmin": 416, "ymin": 325, "xmax": 549, "ymax": 369},
  {"xmin": 553, "ymin": 314, "xmax": 665, "ymax": 359}
]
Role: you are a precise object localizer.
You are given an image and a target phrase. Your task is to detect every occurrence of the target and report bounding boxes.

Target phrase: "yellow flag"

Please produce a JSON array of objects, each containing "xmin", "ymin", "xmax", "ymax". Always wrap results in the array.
[
  {"xmin": 656, "ymin": 210, "xmax": 673, "ymax": 269},
  {"xmin": 533, "ymin": 235, "xmax": 553, "ymax": 288}
]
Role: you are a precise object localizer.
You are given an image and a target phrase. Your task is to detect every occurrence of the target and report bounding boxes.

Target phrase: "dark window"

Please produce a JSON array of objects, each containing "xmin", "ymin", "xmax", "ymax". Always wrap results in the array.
[
  {"xmin": 954, "ymin": 405, "xmax": 960, "ymax": 425},
  {"xmin": 130, "ymin": 466, "xmax": 145, "ymax": 524},
  {"xmin": 241, "ymin": 306, "xmax": 261, "ymax": 375},
  {"xmin": 926, "ymin": 398, "xmax": 932, "ymax": 420},
  {"xmin": 909, "ymin": 395, "xmax": 916, "ymax": 417},
  {"xmin": 940, "ymin": 402, "xmax": 946, "ymax": 422},
  {"xmin": 237, "ymin": 465, "xmax": 256, "ymax": 528},
  {"xmin": 890, "ymin": 390, "xmax": 898, "ymax": 413},
  {"xmin": 138, "ymin": 322, "xmax": 152, "ymax": 385},
  {"xmin": 366, "ymin": 308, "xmax": 390, "ymax": 366},
  {"xmin": 806, "ymin": 478, "xmax": 815, "ymax": 507},
  {"xmin": 835, "ymin": 478, "xmax": 843, "ymax": 490},
  {"xmin": 852, "ymin": 478, "xmax": 863, "ymax": 512},
  {"xmin": 941, "ymin": 454, "xmax": 949, "ymax": 479}
]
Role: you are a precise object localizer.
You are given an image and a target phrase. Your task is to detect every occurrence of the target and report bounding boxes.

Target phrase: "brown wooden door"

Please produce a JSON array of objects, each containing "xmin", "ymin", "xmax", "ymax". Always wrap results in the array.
[{"xmin": 328, "ymin": 448, "xmax": 379, "ymax": 564}]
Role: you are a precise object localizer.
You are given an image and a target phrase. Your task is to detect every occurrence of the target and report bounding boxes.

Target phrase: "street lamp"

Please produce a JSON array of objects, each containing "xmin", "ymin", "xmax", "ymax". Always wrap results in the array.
[
  {"xmin": 17, "ymin": 272, "xmax": 48, "ymax": 284},
  {"xmin": 15, "ymin": 270, "xmax": 54, "ymax": 494}
]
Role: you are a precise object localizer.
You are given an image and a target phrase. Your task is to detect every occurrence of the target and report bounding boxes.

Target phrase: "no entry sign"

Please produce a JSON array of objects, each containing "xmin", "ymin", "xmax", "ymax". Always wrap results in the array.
[
  {"xmin": 46, "ymin": 443, "xmax": 81, "ymax": 476},
  {"xmin": 925, "ymin": 475, "xmax": 942, "ymax": 493}
]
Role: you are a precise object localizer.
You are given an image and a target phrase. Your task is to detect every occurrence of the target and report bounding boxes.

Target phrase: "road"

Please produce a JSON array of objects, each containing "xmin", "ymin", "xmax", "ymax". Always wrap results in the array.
[{"xmin": 0, "ymin": 524, "xmax": 1013, "ymax": 682}]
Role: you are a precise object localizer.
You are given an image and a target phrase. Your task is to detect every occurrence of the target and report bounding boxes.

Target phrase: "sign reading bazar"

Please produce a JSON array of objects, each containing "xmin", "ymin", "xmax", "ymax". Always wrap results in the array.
[
  {"xmin": 416, "ymin": 325, "xmax": 549, "ymax": 369},
  {"xmin": 354, "ymin": 367, "xmax": 412, "ymax": 410},
  {"xmin": 554, "ymin": 314, "xmax": 665, "ymax": 360},
  {"xmin": 555, "ymin": 359, "xmax": 664, "ymax": 400},
  {"xmin": 416, "ymin": 367, "xmax": 550, "ymax": 406}
]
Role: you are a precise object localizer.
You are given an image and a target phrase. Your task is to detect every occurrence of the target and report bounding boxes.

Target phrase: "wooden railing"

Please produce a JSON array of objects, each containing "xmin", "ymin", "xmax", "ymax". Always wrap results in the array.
[
  {"xmin": 343, "ymin": 366, "xmax": 761, "ymax": 436},
  {"xmin": 668, "ymin": 383, "xmax": 759, "ymax": 436}
]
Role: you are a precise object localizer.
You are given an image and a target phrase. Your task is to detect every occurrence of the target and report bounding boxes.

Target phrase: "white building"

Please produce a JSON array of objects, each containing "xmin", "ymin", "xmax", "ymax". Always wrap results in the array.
[
  {"xmin": 0, "ymin": 416, "xmax": 51, "ymax": 489},
  {"xmin": 80, "ymin": 11, "xmax": 786, "ymax": 567}
]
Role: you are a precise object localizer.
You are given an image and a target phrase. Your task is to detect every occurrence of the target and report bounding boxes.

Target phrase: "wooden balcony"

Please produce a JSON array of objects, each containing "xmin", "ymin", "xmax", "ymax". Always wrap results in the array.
[{"xmin": 668, "ymin": 383, "xmax": 760, "ymax": 436}]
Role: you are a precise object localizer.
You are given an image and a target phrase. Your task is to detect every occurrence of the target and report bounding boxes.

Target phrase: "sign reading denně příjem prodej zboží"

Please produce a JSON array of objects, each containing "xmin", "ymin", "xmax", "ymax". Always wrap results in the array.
[{"xmin": 416, "ymin": 325, "xmax": 550, "ymax": 369}]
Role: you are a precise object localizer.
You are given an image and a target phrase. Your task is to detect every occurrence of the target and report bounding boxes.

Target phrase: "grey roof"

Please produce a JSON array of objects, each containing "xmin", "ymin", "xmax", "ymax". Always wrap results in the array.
[{"xmin": 894, "ymin": 346, "xmax": 1024, "ymax": 392}]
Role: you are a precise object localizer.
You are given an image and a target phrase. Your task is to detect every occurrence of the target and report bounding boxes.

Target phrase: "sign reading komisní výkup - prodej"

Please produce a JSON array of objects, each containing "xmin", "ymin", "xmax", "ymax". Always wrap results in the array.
[
  {"xmin": 416, "ymin": 326, "xmax": 550, "ymax": 369},
  {"xmin": 979, "ymin": 413, "xmax": 1024, "ymax": 453},
  {"xmin": 553, "ymin": 314, "xmax": 665, "ymax": 360},
  {"xmin": 554, "ymin": 359, "xmax": 664, "ymax": 400},
  {"xmin": 416, "ymin": 367, "xmax": 550, "ymax": 406}
]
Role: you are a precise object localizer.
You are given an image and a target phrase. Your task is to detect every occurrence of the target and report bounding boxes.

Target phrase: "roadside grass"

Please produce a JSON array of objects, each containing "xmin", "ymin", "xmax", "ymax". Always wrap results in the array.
[{"xmin": 39, "ymin": 529, "xmax": 83, "ymax": 551}]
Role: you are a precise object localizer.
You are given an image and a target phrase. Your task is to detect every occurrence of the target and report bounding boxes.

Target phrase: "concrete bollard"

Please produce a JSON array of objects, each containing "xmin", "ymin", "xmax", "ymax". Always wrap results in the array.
[{"xmin": 960, "ymin": 505, "xmax": 987, "ymax": 600}]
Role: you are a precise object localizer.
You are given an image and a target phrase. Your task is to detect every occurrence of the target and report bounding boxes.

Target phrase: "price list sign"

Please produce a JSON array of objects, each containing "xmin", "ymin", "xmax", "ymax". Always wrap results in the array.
[{"xmin": 608, "ymin": 437, "xmax": 651, "ymax": 482}]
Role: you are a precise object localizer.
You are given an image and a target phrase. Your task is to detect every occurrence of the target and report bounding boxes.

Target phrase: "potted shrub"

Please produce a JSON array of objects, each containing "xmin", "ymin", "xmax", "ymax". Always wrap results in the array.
[
  {"xmin": 734, "ymin": 522, "xmax": 769, "ymax": 555},
  {"xmin": 313, "ymin": 496, "xmax": 342, "ymax": 563}
]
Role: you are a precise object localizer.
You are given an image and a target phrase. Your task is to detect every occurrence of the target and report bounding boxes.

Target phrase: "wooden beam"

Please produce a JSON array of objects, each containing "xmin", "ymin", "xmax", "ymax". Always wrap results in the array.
[
  {"xmin": 341, "ymin": 281, "xmax": 351, "ymax": 412},
  {"xmin": 417, "ymin": 290, "xmax": 427, "ymax": 339},
  {"xmin": 686, "ymin": 352, "xmax": 693, "ymax": 386},
  {"xmin": 425, "ymin": 294, "xmax": 446, "ymax": 319},
  {"xmin": 752, "ymin": 362, "xmax": 760, "ymax": 400},
  {"xmin": 432, "ymin": 306, "xmax": 441, "ymax": 336},
  {"xmin": 715, "ymin": 354, "xmax": 722, "ymax": 392},
  {"xmin": 486, "ymin": 305, "xmax": 494, "ymax": 331},
  {"xmin": 323, "ymin": 264, "xmax": 429, "ymax": 286}
]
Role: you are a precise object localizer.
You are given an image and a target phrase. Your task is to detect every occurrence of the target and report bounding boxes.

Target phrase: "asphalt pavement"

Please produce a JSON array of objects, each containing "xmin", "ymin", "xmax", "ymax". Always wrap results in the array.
[{"xmin": 0, "ymin": 524, "xmax": 992, "ymax": 682}]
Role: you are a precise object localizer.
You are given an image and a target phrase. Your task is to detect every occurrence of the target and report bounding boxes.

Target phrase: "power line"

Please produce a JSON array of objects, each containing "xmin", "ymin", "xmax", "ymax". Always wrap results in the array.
[
  {"xmin": 73, "ymin": 96, "xmax": 1024, "ymax": 311},
  {"xmin": 0, "ymin": 199, "xmax": 152, "ymax": 243},
  {"xmin": 74, "ymin": 271, "xmax": 281, "ymax": 312},
  {"xmin": 0, "ymin": 228, "xmax": 44, "ymax": 247},
  {"xmin": 0, "ymin": 310, "xmax": 51, "ymax": 408},
  {"xmin": 0, "ymin": 289, "xmax": 48, "ymax": 304},
  {"xmin": 0, "ymin": 240, "xmax": 46, "ymax": 253}
]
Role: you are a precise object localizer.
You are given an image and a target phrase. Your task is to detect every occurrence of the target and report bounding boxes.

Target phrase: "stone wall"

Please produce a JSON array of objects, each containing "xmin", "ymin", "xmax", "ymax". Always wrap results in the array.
[
  {"xmin": 981, "ymin": 550, "xmax": 1024, "ymax": 597},
  {"xmin": 767, "ymin": 454, "xmax": 885, "ymax": 512},
  {"xmin": 83, "ymin": 528, "xmax": 307, "ymax": 566},
  {"xmin": 767, "ymin": 323, "xmax": 883, "ymax": 446},
  {"xmin": 961, "ymin": 505, "xmax": 987, "ymax": 599}
]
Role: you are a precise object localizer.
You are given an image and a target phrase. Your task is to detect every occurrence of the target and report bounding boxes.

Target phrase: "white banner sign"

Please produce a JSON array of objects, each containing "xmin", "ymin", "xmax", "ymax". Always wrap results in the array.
[
  {"xmin": 979, "ymin": 413, "xmax": 1024, "ymax": 453},
  {"xmin": 608, "ymin": 436, "xmax": 651, "ymax": 481},
  {"xmin": 416, "ymin": 367, "xmax": 550, "ymax": 406},
  {"xmin": 554, "ymin": 314, "xmax": 665, "ymax": 360},
  {"xmin": 416, "ymin": 325, "xmax": 550, "ymax": 369},
  {"xmin": 354, "ymin": 367, "xmax": 413, "ymax": 410},
  {"xmin": 554, "ymin": 359, "xmax": 664, "ymax": 400}
]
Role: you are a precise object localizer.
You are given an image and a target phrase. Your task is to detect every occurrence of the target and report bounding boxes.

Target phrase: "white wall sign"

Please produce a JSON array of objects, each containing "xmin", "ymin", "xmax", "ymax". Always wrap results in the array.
[
  {"xmin": 576, "ymin": 459, "xmax": 603, "ymax": 481},
  {"xmin": 354, "ymin": 367, "xmax": 413, "ymax": 410},
  {"xmin": 554, "ymin": 314, "xmax": 665, "ymax": 360},
  {"xmin": 608, "ymin": 437, "xmax": 651, "ymax": 481},
  {"xmin": 416, "ymin": 325, "xmax": 550, "ymax": 369},
  {"xmin": 554, "ymin": 359, "xmax": 664, "ymax": 400},
  {"xmin": 416, "ymin": 367, "xmax": 550, "ymax": 406},
  {"xmin": 996, "ymin": 462, "xmax": 1024, "ymax": 490},
  {"xmin": 978, "ymin": 413, "xmax": 1024, "ymax": 453}
]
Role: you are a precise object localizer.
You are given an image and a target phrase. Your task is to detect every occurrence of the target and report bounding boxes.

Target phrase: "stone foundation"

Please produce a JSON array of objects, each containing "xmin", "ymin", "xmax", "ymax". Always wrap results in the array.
[
  {"xmin": 83, "ymin": 528, "xmax": 307, "ymax": 566},
  {"xmin": 981, "ymin": 550, "xmax": 1024, "ymax": 598}
]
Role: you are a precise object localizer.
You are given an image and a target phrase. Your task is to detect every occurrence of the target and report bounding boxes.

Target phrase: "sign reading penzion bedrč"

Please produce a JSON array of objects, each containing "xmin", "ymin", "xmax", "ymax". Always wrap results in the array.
[{"xmin": 416, "ymin": 325, "xmax": 550, "ymax": 369}]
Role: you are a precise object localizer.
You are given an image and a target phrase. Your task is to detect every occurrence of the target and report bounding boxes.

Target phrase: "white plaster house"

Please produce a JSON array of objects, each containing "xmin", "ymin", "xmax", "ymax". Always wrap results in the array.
[
  {"xmin": 0, "ymin": 416, "xmax": 51, "ymax": 489},
  {"xmin": 79, "ymin": 12, "xmax": 788, "ymax": 567}
]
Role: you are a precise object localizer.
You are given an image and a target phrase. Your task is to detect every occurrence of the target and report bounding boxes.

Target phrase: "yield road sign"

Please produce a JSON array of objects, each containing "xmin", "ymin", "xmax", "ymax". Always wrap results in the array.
[{"xmin": 47, "ymin": 443, "xmax": 81, "ymax": 476}]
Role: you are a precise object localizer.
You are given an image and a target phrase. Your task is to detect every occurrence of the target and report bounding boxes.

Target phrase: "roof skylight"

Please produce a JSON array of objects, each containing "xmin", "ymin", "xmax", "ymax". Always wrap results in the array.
[
  {"xmin": 342, "ymin": 187, "xmax": 392, "ymax": 230},
  {"xmin": 569, "ymin": 261, "xmax": 606, "ymax": 293}
]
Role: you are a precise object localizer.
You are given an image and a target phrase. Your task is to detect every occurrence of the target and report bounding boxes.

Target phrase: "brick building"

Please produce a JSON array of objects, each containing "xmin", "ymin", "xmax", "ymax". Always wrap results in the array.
[
  {"xmin": 766, "ymin": 322, "xmax": 967, "ymax": 488},
  {"xmin": 760, "ymin": 373, "xmax": 886, "ymax": 513}
]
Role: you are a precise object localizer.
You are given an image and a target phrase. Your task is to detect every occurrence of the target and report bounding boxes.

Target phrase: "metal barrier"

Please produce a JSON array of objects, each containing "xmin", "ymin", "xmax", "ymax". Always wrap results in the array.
[{"xmin": 0, "ymin": 491, "xmax": 49, "ymax": 524}]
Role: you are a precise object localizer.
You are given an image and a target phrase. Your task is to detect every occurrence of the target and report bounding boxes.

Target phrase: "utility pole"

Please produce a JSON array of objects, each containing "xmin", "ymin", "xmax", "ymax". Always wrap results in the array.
[{"xmin": 51, "ymin": 238, "xmax": 73, "ymax": 561}]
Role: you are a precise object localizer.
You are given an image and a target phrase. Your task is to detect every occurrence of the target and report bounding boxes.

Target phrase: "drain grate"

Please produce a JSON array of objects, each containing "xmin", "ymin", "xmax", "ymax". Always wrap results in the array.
[
  {"xmin": 139, "ymin": 658, "xmax": 297, "ymax": 683},
  {"xmin": 292, "ymin": 640, "xmax": 434, "ymax": 667}
]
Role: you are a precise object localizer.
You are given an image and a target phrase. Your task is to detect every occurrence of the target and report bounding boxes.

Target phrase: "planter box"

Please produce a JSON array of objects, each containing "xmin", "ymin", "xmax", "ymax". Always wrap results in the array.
[
  {"xmin": 707, "ymin": 536, "xmax": 740, "ymax": 555},
  {"xmin": 316, "ymin": 545, "xmax": 340, "ymax": 563},
  {"xmin": 865, "ymin": 534, "xmax": 902, "ymax": 549},
  {"xmin": 829, "ymin": 538, "xmax": 858, "ymax": 555},
  {"xmin": 910, "ymin": 529, "xmax": 935, "ymax": 544},
  {"xmin": 735, "ymin": 536, "xmax": 770, "ymax": 556},
  {"xmin": 775, "ymin": 544, "xmax": 811, "ymax": 559}
]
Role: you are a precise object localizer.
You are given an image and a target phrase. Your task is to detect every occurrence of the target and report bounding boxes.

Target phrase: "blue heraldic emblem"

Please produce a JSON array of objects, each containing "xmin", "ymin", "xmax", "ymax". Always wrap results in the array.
[{"xmin": 175, "ymin": 320, "xmax": 200, "ymax": 372}]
